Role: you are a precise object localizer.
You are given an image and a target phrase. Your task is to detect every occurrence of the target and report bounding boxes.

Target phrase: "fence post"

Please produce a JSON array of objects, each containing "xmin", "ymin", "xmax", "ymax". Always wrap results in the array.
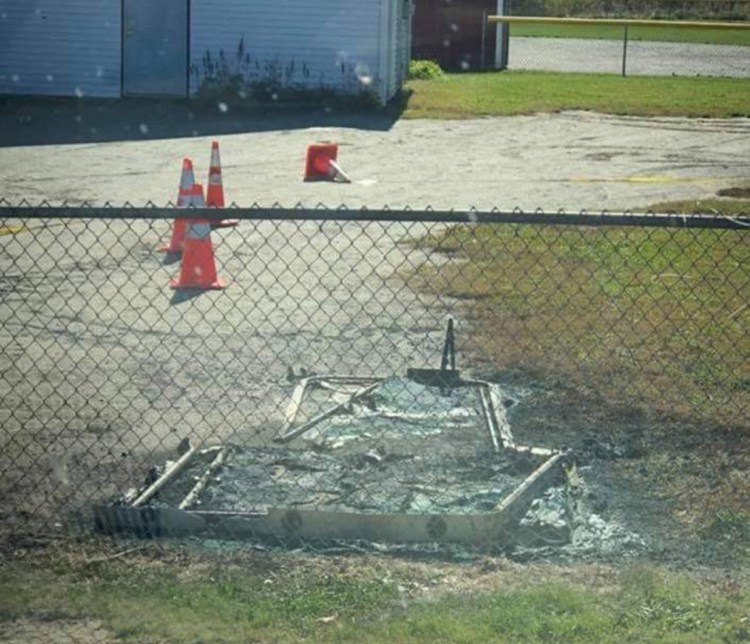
[
  {"xmin": 495, "ymin": 0, "xmax": 510, "ymax": 70},
  {"xmin": 622, "ymin": 24, "xmax": 629, "ymax": 77}
]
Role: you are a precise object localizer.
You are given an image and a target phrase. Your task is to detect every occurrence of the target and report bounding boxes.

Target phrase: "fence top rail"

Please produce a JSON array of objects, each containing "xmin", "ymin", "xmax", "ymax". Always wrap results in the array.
[
  {"xmin": 487, "ymin": 15, "xmax": 750, "ymax": 30},
  {"xmin": 1, "ymin": 205, "xmax": 748, "ymax": 230}
]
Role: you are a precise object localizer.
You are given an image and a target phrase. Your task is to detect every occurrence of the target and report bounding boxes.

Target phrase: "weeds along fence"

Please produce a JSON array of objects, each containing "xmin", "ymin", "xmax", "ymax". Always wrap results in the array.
[
  {"xmin": 0, "ymin": 204, "xmax": 748, "ymax": 559},
  {"xmin": 490, "ymin": 15, "xmax": 750, "ymax": 77}
]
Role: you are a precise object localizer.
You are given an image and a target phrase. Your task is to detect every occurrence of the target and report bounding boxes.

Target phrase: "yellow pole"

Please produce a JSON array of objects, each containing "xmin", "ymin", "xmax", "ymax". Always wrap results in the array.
[{"xmin": 487, "ymin": 15, "xmax": 750, "ymax": 30}]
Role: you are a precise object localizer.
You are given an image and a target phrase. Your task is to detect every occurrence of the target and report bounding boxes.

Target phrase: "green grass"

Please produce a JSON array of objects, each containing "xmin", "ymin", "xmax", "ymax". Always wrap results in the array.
[
  {"xmin": 1, "ymin": 548, "xmax": 748, "ymax": 642},
  {"xmin": 402, "ymin": 71, "xmax": 750, "ymax": 119},
  {"xmin": 0, "ymin": 550, "xmax": 399, "ymax": 642},
  {"xmin": 383, "ymin": 577, "xmax": 745, "ymax": 643},
  {"xmin": 511, "ymin": 23, "xmax": 750, "ymax": 46}
]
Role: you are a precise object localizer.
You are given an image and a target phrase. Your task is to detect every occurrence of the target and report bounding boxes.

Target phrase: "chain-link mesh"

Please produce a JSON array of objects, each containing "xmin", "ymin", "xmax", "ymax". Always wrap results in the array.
[{"xmin": 0, "ymin": 204, "xmax": 748, "ymax": 565}]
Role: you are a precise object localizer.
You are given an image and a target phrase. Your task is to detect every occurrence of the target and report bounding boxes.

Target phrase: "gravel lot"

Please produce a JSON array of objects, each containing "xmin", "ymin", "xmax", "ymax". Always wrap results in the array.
[
  {"xmin": 509, "ymin": 36, "xmax": 750, "ymax": 78},
  {"xmin": 1, "ymin": 109, "xmax": 749, "ymax": 211}
]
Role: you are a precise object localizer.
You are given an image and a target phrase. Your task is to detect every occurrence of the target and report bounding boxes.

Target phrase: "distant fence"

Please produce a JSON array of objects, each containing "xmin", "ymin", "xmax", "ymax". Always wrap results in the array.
[
  {"xmin": 508, "ymin": 0, "xmax": 750, "ymax": 20},
  {"xmin": 489, "ymin": 14, "xmax": 750, "ymax": 76},
  {"xmin": 1, "ymin": 204, "xmax": 748, "ymax": 561}
]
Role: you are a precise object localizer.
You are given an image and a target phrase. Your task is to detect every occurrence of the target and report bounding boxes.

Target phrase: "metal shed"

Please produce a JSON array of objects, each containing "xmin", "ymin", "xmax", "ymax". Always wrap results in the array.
[{"xmin": 0, "ymin": 0, "xmax": 411, "ymax": 104}]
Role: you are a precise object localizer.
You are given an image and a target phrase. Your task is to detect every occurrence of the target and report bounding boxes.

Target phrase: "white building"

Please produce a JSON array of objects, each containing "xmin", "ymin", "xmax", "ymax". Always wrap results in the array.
[{"xmin": 0, "ymin": 0, "xmax": 411, "ymax": 103}]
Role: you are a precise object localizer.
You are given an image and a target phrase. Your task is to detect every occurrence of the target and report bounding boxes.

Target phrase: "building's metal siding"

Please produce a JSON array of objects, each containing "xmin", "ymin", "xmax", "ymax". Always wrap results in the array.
[
  {"xmin": 190, "ymin": 0, "xmax": 386, "ymax": 101},
  {"xmin": 0, "ymin": 0, "xmax": 121, "ymax": 97},
  {"xmin": 0, "ymin": 0, "xmax": 406, "ymax": 102}
]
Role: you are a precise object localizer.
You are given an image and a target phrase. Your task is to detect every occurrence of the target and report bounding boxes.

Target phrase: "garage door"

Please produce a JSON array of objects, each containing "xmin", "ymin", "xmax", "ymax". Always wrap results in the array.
[{"xmin": 123, "ymin": 0, "xmax": 189, "ymax": 97}]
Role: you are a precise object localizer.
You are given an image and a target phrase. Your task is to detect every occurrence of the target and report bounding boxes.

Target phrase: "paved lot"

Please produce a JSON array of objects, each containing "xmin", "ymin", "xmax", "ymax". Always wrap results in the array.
[
  {"xmin": 1, "ymin": 109, "xmax": 748, "ymax": 211},
  {"xmin": 509, "ymin": 37, "xmax": 750, "ymax": 78}
]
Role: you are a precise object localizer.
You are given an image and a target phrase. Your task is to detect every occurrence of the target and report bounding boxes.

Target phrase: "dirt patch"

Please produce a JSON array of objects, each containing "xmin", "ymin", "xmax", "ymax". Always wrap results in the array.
[
  {"xmin": 0, "ymin": 619, "xmax": 116, "ymax": 644},
  {"xmin": 483, "ymin": 368, "xmax": 750, "ymax": 566},
  {"xmin": 717, "ymin": 186, "xmax": 750, "ymax": 199}
]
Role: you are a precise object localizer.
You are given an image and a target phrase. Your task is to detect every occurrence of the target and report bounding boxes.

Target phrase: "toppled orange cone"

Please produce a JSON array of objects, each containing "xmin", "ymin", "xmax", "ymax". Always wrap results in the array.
[
  {"xmin": 207, "ymin": 140, "xmax": 238, "ymax": 228},
  {"xmin": 170, "ymin": 183, "xmax": 228, "ymax": 290},
  {"xmin": 160, "ymin": 157, "xmax": 196, "ymax": 253},
  {"xmin": 304, "ymin": 144, "xmax": 351, "ymax": 183}
]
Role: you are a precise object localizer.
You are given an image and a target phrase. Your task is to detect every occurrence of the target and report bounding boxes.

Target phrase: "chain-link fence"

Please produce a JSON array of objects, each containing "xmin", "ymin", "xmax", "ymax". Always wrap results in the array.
[
  {"xmin": 511, "ymin": 0, "xmax": 750, "ymax": 21},
  {"xmin": 0, "ymin": 204, "xmax": 748, "ymax": 564},
  {"xmin": 496, "ymin": 4, "xmax": 750, "ymax": 78},
  {"xmin": 508, "ymin": 29, "xmax": 750, "ymax": 77}
]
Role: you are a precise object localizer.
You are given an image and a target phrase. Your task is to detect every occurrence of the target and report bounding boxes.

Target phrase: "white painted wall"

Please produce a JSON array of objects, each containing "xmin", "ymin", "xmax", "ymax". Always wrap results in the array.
[
  {"xmin": 190, "ymin": 0, "xmax": 390, "ymax": 101},
  {"xmin": 0, "ymin": 0, "xmax": 121, "ymax": 97}
]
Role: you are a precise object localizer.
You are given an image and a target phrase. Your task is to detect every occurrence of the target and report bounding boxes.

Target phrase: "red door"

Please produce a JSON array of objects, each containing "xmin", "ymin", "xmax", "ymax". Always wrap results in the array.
[{"xmin": 412, "ymin": 0, "xmax": 498, "ymax": 71}]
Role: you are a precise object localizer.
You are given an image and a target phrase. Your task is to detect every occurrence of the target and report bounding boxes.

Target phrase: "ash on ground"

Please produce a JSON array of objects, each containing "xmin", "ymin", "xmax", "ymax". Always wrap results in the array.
[
  {"xmin": 291, "ymin": 377, "xmax": 492, "ymax": 453},
  {"xmin": 517, "ymin": 486, "xmax": 645, "ymax": 558},
  {"xmin": 144, "ymin": 376, "xmax": 644, "ymax": 557},
  {"xmin": 178, "ymin": 378, "xmax": 542, "ymax": 515},
  {"xmin": 179, "ymin": 445, "xmax": 541, "ymax": 515}
]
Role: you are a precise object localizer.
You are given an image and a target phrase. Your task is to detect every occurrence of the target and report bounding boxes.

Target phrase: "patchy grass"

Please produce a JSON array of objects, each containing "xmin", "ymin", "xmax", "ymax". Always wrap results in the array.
[
  {"xmin": 406, "ymin": 217, "xmax": 750, "ymax": 534},
  {"xmin": 407, "ymin": 223, "xmax": 749, "ymax": 429},
  {"xmin": 0, "ymin": 546, "xmax": 399, "ymax": 642},
  {"xmin": 405, "ymin": 222, "xmax": 750, "ymax": 529},
  {"xmin": 402, "ymin": 71, "xmax": 750, "ymax": 119},
  {"xmin": 646, "ymin": 198, "xmax": 750, "ymax": 215},
  {"xmin": 617, "ymin": 443, "xmax": 750, "ymax": 537},
  {"xmin": 511, "ymin": 22, "xmax": 750, "ymax": 46},
  {"xmin": 0, "ymin": 545, "xmax": 748, "ymax": 642}
]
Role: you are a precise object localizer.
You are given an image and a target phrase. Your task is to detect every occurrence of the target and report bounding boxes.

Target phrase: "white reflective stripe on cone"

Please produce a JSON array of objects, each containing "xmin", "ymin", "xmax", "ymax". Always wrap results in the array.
[
  {"xmin": 180, "ymin": 163, "xmax": 195, "ymax": 189},
  {"xmin": 328, "ymin": 159, "xmax": 351, "ymax": 183},
  {"xmin": 177, "ymin": 190, "xmax": 192, "ymax": 207},
  {"xmin": 188, "ymin": 193, "xmax": 206, "ymax": 208}
]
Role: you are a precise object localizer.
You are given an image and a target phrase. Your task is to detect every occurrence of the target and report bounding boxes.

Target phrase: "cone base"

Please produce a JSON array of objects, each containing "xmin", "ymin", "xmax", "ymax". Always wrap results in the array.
[
  {"xmin": 303, "ymin": 169, "xmax": 350, "ymax": 184},
  {"xmin": 158, "ymin": 244, "xmax": 183, "ymax": 254},
  {"xmin": 210, "ymin": 219, "xmax": 239, "ymax": 228},
  {"xmin": 170, "ymin": 278, "xmax": 228, "ymax": 290}
]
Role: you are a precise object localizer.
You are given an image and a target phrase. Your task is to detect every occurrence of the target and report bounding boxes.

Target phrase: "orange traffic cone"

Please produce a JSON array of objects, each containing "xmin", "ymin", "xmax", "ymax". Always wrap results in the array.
[
  {"xmin": 304, "ymin": 144, "xmax": 351, "ymax": 183},
  {"xmin": 170, "ymin": 183, "xmax": 228, "ymax": 290},
  {"xmin": 207, "ymin": 140, "xmax": 238, "ymax": 228},
  {"xmin": 160, "ymin": 157, "xmax": 196, "ymax": 253}
]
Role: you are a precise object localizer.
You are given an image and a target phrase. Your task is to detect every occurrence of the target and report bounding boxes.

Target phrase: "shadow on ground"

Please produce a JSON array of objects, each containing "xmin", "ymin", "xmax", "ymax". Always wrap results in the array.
[{"xmin": 0, "ymin": 95, "xmax": 408, "ymax": 148}]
